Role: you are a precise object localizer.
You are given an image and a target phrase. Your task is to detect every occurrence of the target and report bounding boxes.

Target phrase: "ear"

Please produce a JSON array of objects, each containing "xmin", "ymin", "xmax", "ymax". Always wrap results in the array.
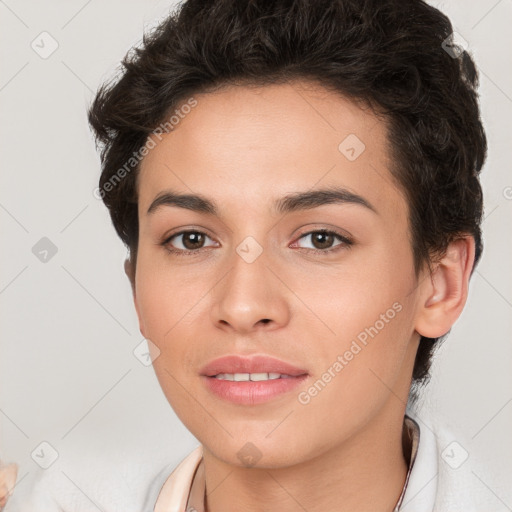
[
  {"xmin": 415, "ymin": 236, "xmax": 475, "ymax": 339},
  {"xmin": 124, "ymin": 258, "xmax": 146, "ymax": 338},
  {"xmin": 124, "ymin": 258, "xmax": 135, "ymax": 294}
]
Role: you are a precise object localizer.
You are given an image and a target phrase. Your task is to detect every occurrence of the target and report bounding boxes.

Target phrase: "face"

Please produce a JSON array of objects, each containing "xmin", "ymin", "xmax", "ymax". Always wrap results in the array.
[{"xmin": 132, "ymin": 80, "xmax": 423, "ymax": 468}]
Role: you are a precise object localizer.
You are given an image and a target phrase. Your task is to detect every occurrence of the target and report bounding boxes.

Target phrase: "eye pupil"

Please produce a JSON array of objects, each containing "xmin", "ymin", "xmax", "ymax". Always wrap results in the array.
[
  {"xmin": 312, "ymin": 232, "xmax": 334, "ymax": 249},
  {"xmin": 183, "ymin": 232, "xmax": 205, "ymax": 250}
]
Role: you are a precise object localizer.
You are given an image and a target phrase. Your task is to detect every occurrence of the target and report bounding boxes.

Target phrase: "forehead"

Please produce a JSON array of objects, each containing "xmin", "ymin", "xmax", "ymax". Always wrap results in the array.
[{"xmin": 137, "ymin": 80, "xmax": 405, "ymax": 222}]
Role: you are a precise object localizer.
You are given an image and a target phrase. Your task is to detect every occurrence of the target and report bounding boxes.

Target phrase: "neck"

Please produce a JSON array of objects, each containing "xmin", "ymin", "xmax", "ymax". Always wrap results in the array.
[{"xmin": 202, "ymin": 400, "xmax": 411, "ymax": 512}]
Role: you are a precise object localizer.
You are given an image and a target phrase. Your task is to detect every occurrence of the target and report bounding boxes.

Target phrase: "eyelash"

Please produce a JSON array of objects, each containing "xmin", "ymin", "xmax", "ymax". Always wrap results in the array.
[{"xmin": 160, "ymin": 229, "xmax": 353, "ymax": 257}]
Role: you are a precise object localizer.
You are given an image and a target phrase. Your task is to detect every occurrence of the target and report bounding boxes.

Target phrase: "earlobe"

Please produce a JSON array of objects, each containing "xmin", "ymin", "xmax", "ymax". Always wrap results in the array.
[
  {"xmin": 124, "ymin": 258, "xmax": 146, "ymax": 338},
  {"xmin": 415, "ymin": 237, "xmax": 475, "ymax": 339},
  {"xmin": 124, "ymin": 258, "xmax": 135, "ymax": 294}
]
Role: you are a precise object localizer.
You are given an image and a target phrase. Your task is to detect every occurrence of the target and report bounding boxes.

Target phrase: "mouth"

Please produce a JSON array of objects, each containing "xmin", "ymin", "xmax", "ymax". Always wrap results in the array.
[
  {"xmin": 200, "ymin": 354, "xmax": 309, "ymax": 405},
  {"xmin": 200, "ymin": 354, "xmax": 308, "ymax": 377},
  {"xmin": 211, "ymin": 372, "xmax": 300, "ymax": 381}
]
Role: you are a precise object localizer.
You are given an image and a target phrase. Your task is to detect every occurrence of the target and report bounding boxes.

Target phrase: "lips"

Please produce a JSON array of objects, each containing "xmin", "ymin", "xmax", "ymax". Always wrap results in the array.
[
  {"xmin": 200, "ymin": 354, "xmax": 309, "ymax": 405},
  {"xmin": 200, "ymin": 354, "xmax": 308, "ymax": 378}
]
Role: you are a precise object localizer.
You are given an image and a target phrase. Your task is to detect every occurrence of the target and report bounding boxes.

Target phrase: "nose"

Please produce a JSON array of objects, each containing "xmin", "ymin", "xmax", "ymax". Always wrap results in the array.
[{"xmin": 210, "ymin": 241, "xmax": 290, "ymax": 335}]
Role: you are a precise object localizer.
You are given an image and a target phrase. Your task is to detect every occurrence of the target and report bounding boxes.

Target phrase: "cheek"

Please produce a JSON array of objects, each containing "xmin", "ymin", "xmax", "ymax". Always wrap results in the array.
[
  {"xmin": 297, "ymin": 242, "xmax": 417, "ymax": 388},
  {"xmin": 296, "ymin": 247, "xmax": 413, "ymax": 342},
  {"xmin": 292, "ymin": 298, "xmax": 416, "ymax": 448},
  {"xmin": 306, "ymin": 281, "xmax": 414, "ymax": 392},
  {"xmin": 135, "ymin": 256, "xmax": 210, "ymax": 391},
  {"xmin": 135, "ymin": 254, "xmax": 203, "ymax": 342}
]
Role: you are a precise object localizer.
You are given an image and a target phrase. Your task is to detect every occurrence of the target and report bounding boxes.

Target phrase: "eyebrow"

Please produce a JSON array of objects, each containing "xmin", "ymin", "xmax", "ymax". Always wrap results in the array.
[{"xmin": 146, "ymin": 186, "xmax": 377, "ymax": 217}]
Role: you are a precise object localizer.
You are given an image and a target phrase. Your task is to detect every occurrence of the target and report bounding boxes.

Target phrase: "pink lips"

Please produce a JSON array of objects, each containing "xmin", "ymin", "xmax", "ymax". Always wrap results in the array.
[
  {"xmin": 200, "ymin": 354, "xmax": 308, "ymax": 377},
  {"xmin": 200, "ymin": 354, "xmax": 309, "ymax": 405}
]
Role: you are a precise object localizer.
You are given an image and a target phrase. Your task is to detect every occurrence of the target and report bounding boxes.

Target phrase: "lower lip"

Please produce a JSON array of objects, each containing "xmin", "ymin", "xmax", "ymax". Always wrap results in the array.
[{"xmin": 201, "ymin": 375, "xmax": 308, "ymax": 405}]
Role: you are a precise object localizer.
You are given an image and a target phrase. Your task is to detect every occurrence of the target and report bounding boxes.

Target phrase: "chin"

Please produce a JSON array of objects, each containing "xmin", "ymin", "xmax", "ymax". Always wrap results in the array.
[{"xmin": 199, "ymin": 428, "xmax": 320, "ymax": 469}]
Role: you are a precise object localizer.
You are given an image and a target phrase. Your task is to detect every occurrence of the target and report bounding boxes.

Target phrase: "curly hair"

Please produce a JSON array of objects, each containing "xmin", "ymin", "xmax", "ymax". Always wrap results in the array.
[{"xmin": 87, "ymin": 0, "xmax": 487, "ymax": 392}]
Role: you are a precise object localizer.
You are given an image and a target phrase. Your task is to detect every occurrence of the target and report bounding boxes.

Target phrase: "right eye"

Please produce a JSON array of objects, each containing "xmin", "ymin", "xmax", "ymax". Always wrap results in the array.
[{"xmin": 161, "ymin": 230, "xmax": 218, "ymax": 256}]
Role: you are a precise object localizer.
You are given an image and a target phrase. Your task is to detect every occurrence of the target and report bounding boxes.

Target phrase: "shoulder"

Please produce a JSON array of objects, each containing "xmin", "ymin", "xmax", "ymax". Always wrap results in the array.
[
  {"xmin": 9, "ymin": 454, "xmax": 178, "ymax": 512},
  {"xmin": 402, "ymin": 406, "xmax": 510, "ymax": 512}
]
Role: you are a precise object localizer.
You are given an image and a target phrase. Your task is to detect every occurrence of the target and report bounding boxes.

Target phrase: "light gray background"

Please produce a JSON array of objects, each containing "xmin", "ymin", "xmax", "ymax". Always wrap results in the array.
[{"xmin": 1, "ymin": 0, "xmax": 511, "ymax": 508}]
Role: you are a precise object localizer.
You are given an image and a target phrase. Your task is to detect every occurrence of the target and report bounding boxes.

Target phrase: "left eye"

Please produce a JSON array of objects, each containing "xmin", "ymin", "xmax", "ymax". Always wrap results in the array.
[{"xmin": 292, "ymin": 230, "xmax": 351, "ymax": 252}]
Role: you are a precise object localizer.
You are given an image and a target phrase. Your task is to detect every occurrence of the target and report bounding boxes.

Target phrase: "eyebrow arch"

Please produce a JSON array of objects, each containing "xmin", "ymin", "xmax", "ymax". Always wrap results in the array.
[{"xmin": 146, "ymin": 185, "xmax": 377, "ymax": 217}]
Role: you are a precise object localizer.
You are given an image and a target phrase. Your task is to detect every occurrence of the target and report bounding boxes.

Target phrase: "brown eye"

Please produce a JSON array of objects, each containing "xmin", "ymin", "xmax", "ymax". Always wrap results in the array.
[
  {"xmin": 309, "ymin": 232, "xmax": 336, "ymax": 250},
  {"xmin": 163, "ymin": 230, "xmax": 217, "ymax": 255},
  {"xmin": 180, "ymin": 231, "xmax": 206, "ymax": 250},
  {"xmin": 295, "ymin": 230, "xmax": 349, "ymax": 252}
]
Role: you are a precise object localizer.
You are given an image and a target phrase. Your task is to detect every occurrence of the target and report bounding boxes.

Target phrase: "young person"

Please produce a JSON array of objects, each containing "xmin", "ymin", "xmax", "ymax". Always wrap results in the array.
[{"xmin": 21, "ymin": 0, "xmax": 495, "ymax": 510}]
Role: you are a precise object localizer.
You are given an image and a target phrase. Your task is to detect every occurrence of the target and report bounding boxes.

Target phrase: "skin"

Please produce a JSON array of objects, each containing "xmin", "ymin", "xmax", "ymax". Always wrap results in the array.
[
  {"xmin": 125, "ymin": 80, "xmax": 474, "ymax": 512},
  {"xmin": 0, "ymin": 462, "xmax": 17, "ymax": 509}
]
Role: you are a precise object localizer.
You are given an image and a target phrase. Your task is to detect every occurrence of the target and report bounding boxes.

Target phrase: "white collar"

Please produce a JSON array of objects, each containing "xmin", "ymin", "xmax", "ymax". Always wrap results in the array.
[{"xmin": 397, "ymin": 412, "xmax": 438, "ymax": 512}]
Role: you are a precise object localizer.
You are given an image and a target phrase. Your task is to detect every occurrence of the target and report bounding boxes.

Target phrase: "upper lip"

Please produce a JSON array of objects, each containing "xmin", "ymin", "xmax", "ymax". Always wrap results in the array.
[{"xmin": 200, "ymin": 354, "xmax": 308, "ymax": 377}]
